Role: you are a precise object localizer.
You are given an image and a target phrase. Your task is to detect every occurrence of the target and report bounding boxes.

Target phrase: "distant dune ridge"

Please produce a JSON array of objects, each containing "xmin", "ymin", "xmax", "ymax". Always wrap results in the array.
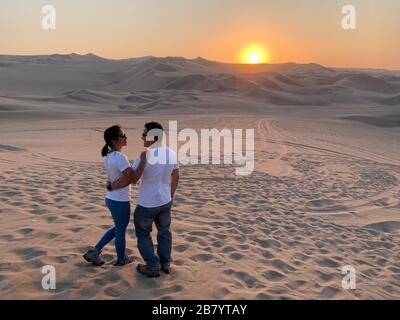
[{"xmin": 0, "ymin": 54, "xmax": 399, "ymax": 114}]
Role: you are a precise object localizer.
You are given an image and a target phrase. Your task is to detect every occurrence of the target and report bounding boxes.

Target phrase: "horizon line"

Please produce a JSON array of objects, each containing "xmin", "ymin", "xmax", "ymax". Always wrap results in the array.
[{"xmin": 0, "ymin": 52, "xmax": 399, "ymax": 72}]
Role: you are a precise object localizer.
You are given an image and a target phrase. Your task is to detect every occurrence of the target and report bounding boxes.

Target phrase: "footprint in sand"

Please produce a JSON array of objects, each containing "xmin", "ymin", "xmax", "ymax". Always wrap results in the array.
[
  {"xmin": 223, "ymin": 269, "xmax": 263, "ymax": 289},
  {"xmin": 174, "ymin": 244, "xmax": 189, "ymax": 252},
  {"xmin": 262, "ymin": 270, "xmax": 285, "ymax": 281},
  {"xmin": 229, "ymin": 252, "xmax": 244, "ymax": 261},
  {"xmin": 268, "ymin": 259, "xmax": 297, "ymax": 273},
  {"xmin": 191, "ymin": 253, "xmax": 213, "ymax": 262},
  {"xmin": 316, "ymin": 257, "xmax": 341, "ymax": 268},
  {"xmin": 211, "ymin": 240, "xmax": 224, "ymax": 248},
  {"xmin": 55, "ymin": 256, "xmax": 69, "ymax": 263},
  {"xmin": 256, "ymin": 293, "xmax": 273, "ymax": 299},
  {"xmin": 316, "ymin": 272, "xmax": 335, "ymax": 282},
  {"xmin": 320, "ymin": 286, "xmax": 341, "ymax": 299},
  {"xmin": 306, "ymin": 198, "xmax": 348, "ymax": 212},
  {"xmin": 212, "ymin": 287, "xmax": 232, "ymax": 299},
  {"xmin": 287, "ymin": 280, "xmax": 307, "ymax": 290},
  {"xmin": 0, "ymin": 234, "xmax": 14, "ymax": 242},
  {"xmin": 68, "ymin": 227, "xmax": 84, "ymax": 233},
  {"xmin": 17, "ymin": 228, "xmax": 35, "ymax": 236},
  {"xmin": 254, "ymin": 239, "xmax": 281, "ymax": 249},
  {"xmin": 154, "ymin": 285, "xmax": 184, "ymax": 297},
  {"xmin": 104, "ymin": 281, "xmax": 131, "ymax": 298},
  {"xmin": 222, "ymin": 246, "xmax": 236, "ymax": 253},
  {"xmin": 65, "ymin": 214, "xmax": 84, "ymax": 220},
  {"xmin": 30, "ymin": 207, "xmax": 47, "ymax": 215},
  {"xmin": 13, "ymin": 247, "xmax": 47, "ymax": 261},
  {"xmin": 45, "ymin": 216, "xmax": 58, "ymax": 223}
]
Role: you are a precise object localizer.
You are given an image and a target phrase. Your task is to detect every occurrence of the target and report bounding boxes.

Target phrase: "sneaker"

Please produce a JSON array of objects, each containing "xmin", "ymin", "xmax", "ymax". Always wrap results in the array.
[
  {"xmin": 161, "ymin": 266, "xmax": 171, "ymax": 274},
  {"xmin": 114, "ymin": 255, "xmax": 134, "ymax": 266},
  {"xmin": 83, "ymin": 248, "xmax": 105, "ymax": 266},
  {"xmin": 136, "ymin": 264, "xmax": 160, "ymax": 278}
]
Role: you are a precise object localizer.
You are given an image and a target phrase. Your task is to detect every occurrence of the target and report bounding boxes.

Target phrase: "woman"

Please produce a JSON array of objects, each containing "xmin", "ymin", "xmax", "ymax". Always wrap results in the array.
[{"xmin": 83, "ymin": 125, "xmax": 146, "ymax": 266}]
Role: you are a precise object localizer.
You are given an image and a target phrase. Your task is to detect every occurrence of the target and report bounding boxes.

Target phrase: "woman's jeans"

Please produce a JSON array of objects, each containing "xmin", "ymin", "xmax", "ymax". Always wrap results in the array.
[{"xmin": 95, "ymin": 198, "xmax": 131, "ymax": 262}]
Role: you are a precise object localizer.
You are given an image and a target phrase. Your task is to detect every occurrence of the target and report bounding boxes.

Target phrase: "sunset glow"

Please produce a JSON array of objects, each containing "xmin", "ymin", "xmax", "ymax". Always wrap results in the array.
[{"xmin": 240, "ymin": 45, "xmax": 269, "ymax": 64}]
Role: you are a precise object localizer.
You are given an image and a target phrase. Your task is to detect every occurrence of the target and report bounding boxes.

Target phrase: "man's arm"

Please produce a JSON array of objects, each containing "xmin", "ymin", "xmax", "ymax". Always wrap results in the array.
[
  {"xmin": 110, "ymin": 151, "xmax": 147, "ymax": 190},
  {"xmin": 171, "ymin": 168, "xmax": 179, "ymax": 198}
]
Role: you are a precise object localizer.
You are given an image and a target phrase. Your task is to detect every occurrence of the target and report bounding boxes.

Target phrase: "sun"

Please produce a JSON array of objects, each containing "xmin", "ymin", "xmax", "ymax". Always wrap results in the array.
[
  {"xmin": 249, "ymin": 52, "xmax": 262, "ymax": 64},
  {"xmin": 240, "ymin": 45, "xmax": 269, "ymax": 64}
]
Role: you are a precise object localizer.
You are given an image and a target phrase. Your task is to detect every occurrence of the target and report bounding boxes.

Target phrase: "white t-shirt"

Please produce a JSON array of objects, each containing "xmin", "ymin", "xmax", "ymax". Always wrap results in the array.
[
  {"xmin": 132, "ymin": 146, "xmax": 179, "ymax": 208},
  {"xmin": 104, "ymin": 151, "xmax": 131, "ymax": 202}
]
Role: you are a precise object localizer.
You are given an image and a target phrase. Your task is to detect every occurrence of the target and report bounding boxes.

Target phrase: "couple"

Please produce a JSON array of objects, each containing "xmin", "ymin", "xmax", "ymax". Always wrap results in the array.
[{"xmin": 83, "ymin": 122, "xmax": 179, "ymax": 278}]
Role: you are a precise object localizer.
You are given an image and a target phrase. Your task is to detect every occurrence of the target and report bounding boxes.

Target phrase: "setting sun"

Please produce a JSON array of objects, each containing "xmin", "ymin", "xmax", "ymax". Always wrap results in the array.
[
  {"xmin": 249, "ymin": 52, "xmax": 262, "ymax": 64},
  {"xmin": 240, "ymin": 45, "xmax": 269, "ymax": 64}
]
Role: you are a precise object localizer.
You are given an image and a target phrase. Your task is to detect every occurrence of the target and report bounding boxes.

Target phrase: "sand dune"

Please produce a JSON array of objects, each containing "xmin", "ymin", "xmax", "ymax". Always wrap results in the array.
[
  {"xmin": 0, "ymin": 55, "xmax": 399, "ymax": 299},
  {"xmin": 342, "ymin": 115, "xmax": 400, "ymax": 128},
  {"xmin": 382, "ymin": 94, "xmax": 400, "ymax": 106},
  {"xmin": 1, "ymin": 114, "xmax": 400, "ymax": 300},
  {"xmin": 1, "ymin": 54, "xmax": 399, "ymax": 109}
]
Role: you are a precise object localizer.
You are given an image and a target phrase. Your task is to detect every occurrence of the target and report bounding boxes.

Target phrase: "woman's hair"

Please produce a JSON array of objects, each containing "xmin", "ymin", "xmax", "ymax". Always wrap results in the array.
[{"xmin": 101, "ymin": 125, "xmax": 122, "ymax": 157}]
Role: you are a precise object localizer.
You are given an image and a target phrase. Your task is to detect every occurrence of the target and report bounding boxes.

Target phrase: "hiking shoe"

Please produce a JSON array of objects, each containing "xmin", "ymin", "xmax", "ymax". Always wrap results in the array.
[
  {"xmin": 161, "ymin": 266, "xmax": 171, "ymax": 274},
  {"xmin": 136, "ymin": 264, "xmax": 160, "ymax": 278},
  {"xmin": 114, "ymin": 255, "xmax": 134, "ymax": 266},
  {"xmin": 83, "ymin": 248, "xmax": 105, "ymax": 266}
]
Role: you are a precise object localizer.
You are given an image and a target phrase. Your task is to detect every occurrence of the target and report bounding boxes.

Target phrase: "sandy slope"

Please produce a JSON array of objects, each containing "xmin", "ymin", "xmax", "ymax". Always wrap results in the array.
[
  {"xmin": 0, "ymin": 55, "xmax": 400, "ymax": 299},
  {"xmin": 0, "ymin": 113, "xmax": 399, "ymax": 300}
]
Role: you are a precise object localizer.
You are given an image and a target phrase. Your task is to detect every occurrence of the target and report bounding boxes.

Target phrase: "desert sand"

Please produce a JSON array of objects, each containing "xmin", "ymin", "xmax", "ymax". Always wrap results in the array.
[{"xmin": 0, "ymin": 54, "xmax": 399, "ymax": 299}]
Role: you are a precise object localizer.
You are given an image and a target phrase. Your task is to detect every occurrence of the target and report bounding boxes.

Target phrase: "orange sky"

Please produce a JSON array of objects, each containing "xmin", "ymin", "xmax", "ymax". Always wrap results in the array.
[{"xmin": 0, "ymin": 0, "xmax": 399, "ymax": 69}]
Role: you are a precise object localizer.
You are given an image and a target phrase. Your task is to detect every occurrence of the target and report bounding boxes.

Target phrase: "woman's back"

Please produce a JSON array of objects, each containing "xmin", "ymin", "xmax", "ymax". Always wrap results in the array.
[{"xmin": 104, "ymin": 151, "xmax": 131, "ymax": 202}]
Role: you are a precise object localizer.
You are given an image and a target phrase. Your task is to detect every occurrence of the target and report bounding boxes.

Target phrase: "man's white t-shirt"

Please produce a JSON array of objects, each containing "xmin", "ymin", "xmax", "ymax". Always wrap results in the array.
[
  {"xmin": 104, "ymin": 151, "xmax": 131, "ymax": 202},
  {"xmin": 132, "ymin": 146, "xmax": 179, "ymax": 208}
]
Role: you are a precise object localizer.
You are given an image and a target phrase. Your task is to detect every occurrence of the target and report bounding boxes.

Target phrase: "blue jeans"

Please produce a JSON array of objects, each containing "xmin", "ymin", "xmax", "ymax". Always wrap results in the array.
[
  {"xmin": 134, "ymin": 201, "xmax": 173, "ymax": 270},
  {"xmin": 95, "ymin": 198, "xmax": 131, "ymax": 262}
]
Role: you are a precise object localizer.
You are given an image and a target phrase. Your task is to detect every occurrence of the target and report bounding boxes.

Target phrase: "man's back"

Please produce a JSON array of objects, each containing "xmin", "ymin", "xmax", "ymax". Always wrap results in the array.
[{"xmin": 132, "ymin": 146, "xmax": 179, "ymax": 208}]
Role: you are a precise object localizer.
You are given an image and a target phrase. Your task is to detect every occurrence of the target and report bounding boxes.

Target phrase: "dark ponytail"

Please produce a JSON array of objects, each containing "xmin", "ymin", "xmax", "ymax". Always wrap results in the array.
[
  {"xmin": 101, "ymin": 125, "xmax": 122, "ymax": 157},
  {"xmin": 101, "ymin": 144, "xmax": 110, "ymax": 157}
]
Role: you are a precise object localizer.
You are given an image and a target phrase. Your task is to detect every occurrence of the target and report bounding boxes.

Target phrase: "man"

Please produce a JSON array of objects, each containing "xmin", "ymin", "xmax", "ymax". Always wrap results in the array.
[{"xmin": 109, "ymin": 122, "xmax": 179, "ymax": 277}]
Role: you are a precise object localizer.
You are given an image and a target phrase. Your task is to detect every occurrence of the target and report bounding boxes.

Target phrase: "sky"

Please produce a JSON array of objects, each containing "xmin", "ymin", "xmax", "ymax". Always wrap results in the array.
[{"xmin": 0, "ymin": 0, "xmax": 399, "ymax": 69}]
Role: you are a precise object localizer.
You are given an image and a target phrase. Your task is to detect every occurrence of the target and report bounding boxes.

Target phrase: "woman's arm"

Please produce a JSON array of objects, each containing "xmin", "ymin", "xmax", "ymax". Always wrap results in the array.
[
  {"xmin": 130, "ymin": 151, "xmax": 147, "ymax": 184},
  {"xmin": 110, "ymin": 151, "xmax": 147, "ymax": 190},
  {"xmin": 109, "ymin": 167, "xmax": 133, "ymax": 190}
]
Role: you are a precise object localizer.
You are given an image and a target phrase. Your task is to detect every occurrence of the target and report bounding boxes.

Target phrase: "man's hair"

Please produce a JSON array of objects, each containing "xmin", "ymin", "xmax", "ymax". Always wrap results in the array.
[{"xmin": 144, "ymin": 121, "xmax": 163, "ymax": 141}]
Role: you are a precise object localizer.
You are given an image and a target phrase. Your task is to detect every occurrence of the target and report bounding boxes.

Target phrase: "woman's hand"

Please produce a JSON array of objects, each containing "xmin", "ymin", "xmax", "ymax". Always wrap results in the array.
[
  {"xmin": 131, "ymin": 151, "xmax": 147, "ymax": 184},
  {"xmin": 140, "ymin": 150, "xmax": 147, "ymax": 162},
  {"xmin": 106, "ymin": 181, "xmax": 112, "ymax": 191}
]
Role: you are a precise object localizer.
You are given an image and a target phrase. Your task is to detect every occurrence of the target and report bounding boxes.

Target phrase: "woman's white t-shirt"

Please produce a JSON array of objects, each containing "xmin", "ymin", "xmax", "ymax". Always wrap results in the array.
[{"xmin": 104, "ymin": 151, "xmax": 131, "ymax": 202}]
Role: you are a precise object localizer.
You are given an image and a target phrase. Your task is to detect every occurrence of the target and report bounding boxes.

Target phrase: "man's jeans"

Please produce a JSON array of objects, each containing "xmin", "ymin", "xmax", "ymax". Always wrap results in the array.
[{"xmin": 133, "ymin": 201, "xmax": 172, "ymax": 270}]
